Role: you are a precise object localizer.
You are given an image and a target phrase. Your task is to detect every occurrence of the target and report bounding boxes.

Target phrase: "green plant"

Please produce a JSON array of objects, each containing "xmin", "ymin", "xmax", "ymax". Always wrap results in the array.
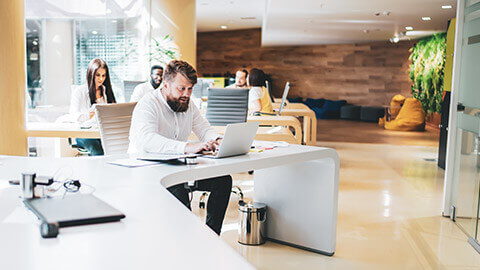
[
  {"xmin": 409, "ymin": 33, "xmax": 446, "ymax": 113},
  {"xmin": 148, "ymin": 35, "xmax": 180, "ymax": 66}
]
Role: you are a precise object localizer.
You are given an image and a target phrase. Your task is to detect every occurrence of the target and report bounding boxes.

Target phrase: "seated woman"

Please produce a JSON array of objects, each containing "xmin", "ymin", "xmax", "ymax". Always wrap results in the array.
[
  {"xmin": 69, "ymin": 58, "xmax": 116, "ymax": 155},
  {"xmin": 247, "ymin": 68, "xmax": 273, "ymax": 114}
]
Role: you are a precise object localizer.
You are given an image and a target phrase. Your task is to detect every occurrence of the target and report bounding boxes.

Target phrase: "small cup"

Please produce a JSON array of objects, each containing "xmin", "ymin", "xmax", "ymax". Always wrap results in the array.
[{"xmin": 21, "ymin": 173, "xmax": 36, "ymax": 199}]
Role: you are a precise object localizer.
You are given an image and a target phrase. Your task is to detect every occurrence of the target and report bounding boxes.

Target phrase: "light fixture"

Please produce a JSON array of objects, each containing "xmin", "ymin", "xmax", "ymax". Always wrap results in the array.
[
  {"xmin": 422, "ymin": 17, "xmax": 431, "ymax": 21},
  {"xmin": 240, "ymin": 17, "xmax": 256, "ymax": 20},
  {"xmin": 92, "ymin": 30, "xmax": 98, "ymax": 34},
  {"xmin": 442, "ymin": 5, "xmax": 452, "ymax": 9},
  {"xmin": 405, "ymin": 26, "xmax": 413, "ymax": 30},
  {"xmin": 220, "ymin": 25, "xmax": 227, "ymax": 29},
  {"xmin": 32, "ymin": 40, "xmax": 38, "ymax": 45},
  {"xmin": 390, "ymin": 36, "xmax": 400, "ymax": 43}
]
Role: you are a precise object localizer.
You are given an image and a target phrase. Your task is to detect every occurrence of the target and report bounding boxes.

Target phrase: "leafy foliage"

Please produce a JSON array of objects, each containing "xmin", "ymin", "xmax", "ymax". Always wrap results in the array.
[
  {"xmin": 409, "ymin": 33, "xmax": 446, "ymax": 113},
  {"xmin": 149, "ymin": 35, "xmax": 180, "ymax": 66}
]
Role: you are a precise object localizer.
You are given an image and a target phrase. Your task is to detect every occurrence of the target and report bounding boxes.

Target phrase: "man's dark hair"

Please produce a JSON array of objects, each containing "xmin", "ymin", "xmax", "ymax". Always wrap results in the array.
[
  {"xmin": 238, "ymin": 69, "xmax": 248, "ymax": 77},
  {"xmin": 163, "ymin": 60, "xmax": 197, "ymax": 84},
  {"xmin": 151, "ymin": 65, "xmax": 163, "ymax": 74},
  {"xmin": 248, "ymin": 68, "xmax": 266, "ymax": 87}
]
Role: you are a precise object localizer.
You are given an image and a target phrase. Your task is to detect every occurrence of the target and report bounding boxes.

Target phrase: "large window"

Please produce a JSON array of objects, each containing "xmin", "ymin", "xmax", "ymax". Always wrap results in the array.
[
  {"xmin": 25, "ymin": 0, "xmax": 148, "ymax": 113},
  {"xmin": 73, "ymin": 18, "xmax": 142, "ymax": 102}
]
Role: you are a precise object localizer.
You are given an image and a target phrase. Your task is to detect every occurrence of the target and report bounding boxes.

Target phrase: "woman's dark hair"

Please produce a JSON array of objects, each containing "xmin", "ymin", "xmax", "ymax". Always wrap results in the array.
[
  {"xmin": 86, "ymin": 58, "xmax": 116, "ymax": 105},
  {"xmin": 248, "ymin": 68, "xmax": 266, "ymax": 87}
]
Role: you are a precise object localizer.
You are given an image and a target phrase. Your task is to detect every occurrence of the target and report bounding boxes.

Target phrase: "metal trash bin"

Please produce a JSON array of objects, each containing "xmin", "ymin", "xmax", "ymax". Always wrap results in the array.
[{"xmin": 238, "ymin": 201, "xmax": 267, "ymax": 245}]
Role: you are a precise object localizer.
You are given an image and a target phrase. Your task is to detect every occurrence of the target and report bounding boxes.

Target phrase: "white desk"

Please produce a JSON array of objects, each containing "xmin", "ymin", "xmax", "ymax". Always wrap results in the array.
[{"xmin": 0, "ymin": 144, "xmax": 339, "ymax": 269}]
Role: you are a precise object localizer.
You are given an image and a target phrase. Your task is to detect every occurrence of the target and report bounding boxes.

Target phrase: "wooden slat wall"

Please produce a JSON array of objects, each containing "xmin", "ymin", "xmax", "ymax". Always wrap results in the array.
[{"xmin": 197, "ymin": 28, "xmax": 415, "ymax": 106}]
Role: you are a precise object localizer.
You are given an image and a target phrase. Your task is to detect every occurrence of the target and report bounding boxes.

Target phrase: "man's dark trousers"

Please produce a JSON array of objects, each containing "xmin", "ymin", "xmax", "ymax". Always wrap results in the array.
[{"xmin": 167, "ymin": 175, "xmax": 232, "ymax": 235}]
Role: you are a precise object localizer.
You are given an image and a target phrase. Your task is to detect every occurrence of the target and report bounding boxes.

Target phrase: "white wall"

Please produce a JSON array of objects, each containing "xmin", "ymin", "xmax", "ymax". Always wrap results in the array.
[{"xmin": 44, "ymin": 19, "xmax": 74, "ymax": 107}]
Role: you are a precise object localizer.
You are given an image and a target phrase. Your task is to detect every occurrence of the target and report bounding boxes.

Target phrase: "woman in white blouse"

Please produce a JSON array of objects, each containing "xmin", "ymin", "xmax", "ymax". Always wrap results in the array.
[{"xmin": 69, "ymin": 58, "xmax": 116, "ymax": 155}]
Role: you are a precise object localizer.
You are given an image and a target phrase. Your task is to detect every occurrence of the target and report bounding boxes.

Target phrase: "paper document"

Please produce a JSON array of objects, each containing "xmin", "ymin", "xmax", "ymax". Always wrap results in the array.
[
  {"xmin": 108, "ymin": 159, "xmax": 159, "ymax": 168},
  {"xmin": 252, "ymin": 141, "xmax": 289, "ymax": 148}
]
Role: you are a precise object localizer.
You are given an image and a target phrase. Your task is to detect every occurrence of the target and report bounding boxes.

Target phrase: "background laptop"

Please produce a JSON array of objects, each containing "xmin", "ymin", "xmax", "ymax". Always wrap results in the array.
[
  {"xmin": 203, "ymin": 121, "xmax": 259, "ymax": 159},
  {"xmin": 276, "ymin": 82, "xmax": 290, "ymax": 116},
  {"xmin": 255, "ymin": 81, "xmax": 290, "ymax": 116}
]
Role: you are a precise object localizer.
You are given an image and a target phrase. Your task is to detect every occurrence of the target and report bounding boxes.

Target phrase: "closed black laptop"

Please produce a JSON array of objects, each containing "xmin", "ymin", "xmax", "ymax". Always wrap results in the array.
[{"xmin": 24, "ymin": 194, "xmax": 125, "ymax": 227}]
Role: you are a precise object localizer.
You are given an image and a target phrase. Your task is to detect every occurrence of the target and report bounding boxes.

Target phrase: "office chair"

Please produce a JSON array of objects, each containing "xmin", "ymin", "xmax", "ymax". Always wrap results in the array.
[
  {"xmin": 94, "ymin": 102, "xmax": 137, "ymax": 155},
  {"xmin": 67, "ymin": 138, "xmax": 90, "ymax": 157},
  {"xmin": 123, "ymin": 80, "xmax": 145, "ymax": 102},
  {"xmin": 200, "ymin": 88, "xmax": 250, "ymax": 208},
  {"xmin": 205, "ymin": 88, "xmax": 249, "ymax": 126}
]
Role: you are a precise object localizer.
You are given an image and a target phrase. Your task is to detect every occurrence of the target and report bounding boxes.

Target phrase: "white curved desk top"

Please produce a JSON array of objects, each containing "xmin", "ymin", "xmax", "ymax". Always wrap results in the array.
[{"xmin": 0, "ymin": 144, "xmax": 339, "ymax": 269}]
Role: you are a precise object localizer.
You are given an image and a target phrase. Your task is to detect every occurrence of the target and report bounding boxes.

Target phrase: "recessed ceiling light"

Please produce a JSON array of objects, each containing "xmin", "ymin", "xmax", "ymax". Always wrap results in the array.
[
  {"xmin": 220, "ymin": 25, "xmax": 228, "ymax": 29},
  {"xmin": 92, "ymin": 30, "xmax": 98, "ymax": 34},
  {"xmin": 240, "ymin": 17, "xmax": 256, "ymax": 20},
  {"xmin": 422, "ymin": 17, "xmax": 431, "ymax": 21},
  {"xmin": 200, "ymin": 2, "xmax": 209, "ymax": 5},
  {"xmin": 442, "ymin": 5, "xmax": 452, "ymax": 9},
  {"xmin": 405, "ymin": 26, "xmax": 413, "ymax": 30}
]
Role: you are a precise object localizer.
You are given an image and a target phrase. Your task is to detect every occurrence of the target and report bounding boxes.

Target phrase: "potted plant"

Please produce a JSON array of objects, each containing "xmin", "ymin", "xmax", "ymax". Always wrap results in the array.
[
  {"xmin": 148, "ymin": 34, "xmax": 180, "ymax": 66},
  {"xmin": 409, "ymin": 33, "xmax": 446, "ymax": 127}
]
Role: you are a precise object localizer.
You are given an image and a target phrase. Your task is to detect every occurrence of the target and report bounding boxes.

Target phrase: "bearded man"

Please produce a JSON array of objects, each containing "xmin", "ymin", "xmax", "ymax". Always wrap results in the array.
[{"xmin": 128, "ymin": 60, "xmax": 232, "ymax": 235}]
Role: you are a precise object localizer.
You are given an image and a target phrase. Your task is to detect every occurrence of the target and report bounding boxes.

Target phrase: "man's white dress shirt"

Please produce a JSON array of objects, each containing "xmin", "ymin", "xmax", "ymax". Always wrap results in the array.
[
  {"xmin": 128, "ymin": 89, "xmax": 219, "ymax": 154},
  {"xmin": 130, "ymin": 81, "xmax": 156, "ymax": 102}
]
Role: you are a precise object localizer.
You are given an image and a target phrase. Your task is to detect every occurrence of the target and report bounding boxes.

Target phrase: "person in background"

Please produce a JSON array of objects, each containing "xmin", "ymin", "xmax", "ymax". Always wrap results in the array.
[
  {"xmin": 247, "ymin": 68, "xmax": 273, "ymax": 114},
  {"xmin": 69, "ymin": 58, "xmax": 116, "ymax": 155},
  {"xmin": 130, "ymin": 65, "xmax": 164, "ymax": 102},
  {"xmin": 128, "ymin": 60, "xmax": 232, "ymax": 235},
  {"xmin": 226, "ymin": 69, "xmax": 248, "ymax": 88}
]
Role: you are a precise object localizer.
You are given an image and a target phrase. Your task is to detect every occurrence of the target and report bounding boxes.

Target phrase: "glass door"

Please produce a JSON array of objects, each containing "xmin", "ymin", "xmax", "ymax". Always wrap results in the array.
[{"xmin": 450, "ymin": 0, "xmax": 480, "ymax": 248}]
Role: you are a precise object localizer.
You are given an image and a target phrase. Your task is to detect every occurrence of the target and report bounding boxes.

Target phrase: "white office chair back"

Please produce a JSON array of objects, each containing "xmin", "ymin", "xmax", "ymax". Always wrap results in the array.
[{"xmin": 95, "ymin": 102, "xmax": 137, "ymax": 155}]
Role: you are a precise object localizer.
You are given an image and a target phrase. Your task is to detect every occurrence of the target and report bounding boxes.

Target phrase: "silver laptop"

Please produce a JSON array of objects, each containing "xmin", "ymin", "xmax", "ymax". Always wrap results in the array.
[
  {"xmin": 203, "ymin": 122, "xmax": 259, "ymax": 159},
  {"xmin": 276, "ymin": 82, "xmax": 290, "ymax": 116},
  {"xmin": 256, "ymin": 81, "xmax": 290, "ymax": 116}
]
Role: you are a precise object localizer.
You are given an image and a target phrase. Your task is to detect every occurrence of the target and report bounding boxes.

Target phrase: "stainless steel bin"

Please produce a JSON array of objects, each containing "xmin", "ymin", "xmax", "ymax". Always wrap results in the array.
[{"xmin": 238, "ymin": 201, "xmax": 267, "ymax": 245}]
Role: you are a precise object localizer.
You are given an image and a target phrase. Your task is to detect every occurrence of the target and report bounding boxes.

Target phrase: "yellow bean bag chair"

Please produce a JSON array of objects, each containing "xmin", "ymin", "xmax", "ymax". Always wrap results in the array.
[
  {"xmin": 384, "ymin": 98, "xmax": 425, "ymax": 131},
  {"xmin": 378, "ymin": 94, "xmax": 406, "ymax": 126},
  {"xmin": 389, "ymin": 94, "xmax": 406, "ymax": 118}
]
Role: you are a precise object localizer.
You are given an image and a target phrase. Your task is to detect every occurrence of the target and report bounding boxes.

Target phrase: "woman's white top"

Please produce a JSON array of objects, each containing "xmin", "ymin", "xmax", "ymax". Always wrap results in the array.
[
  {"xmin": 128, "ymin": 89, "xmax": 219, "ymax": 154},
  {"xmin": 248, "ymin": 86, "xmax": 263, "ymax": 108},
  {"xmin": 69, "ymin": 84, "xmax": 108, "ymax": 123}
]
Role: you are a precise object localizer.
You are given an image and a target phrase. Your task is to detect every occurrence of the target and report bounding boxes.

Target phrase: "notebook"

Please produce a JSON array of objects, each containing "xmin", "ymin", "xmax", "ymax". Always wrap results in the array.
[{"xmin": 23, "ymin": 194, "xmax": 125, "ymax": 227}]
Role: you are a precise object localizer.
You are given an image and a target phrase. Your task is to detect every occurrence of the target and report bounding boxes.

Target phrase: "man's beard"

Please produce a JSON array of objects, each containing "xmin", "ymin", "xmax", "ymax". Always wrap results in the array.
[
  {"xmin": 150, "ymin": 78, "xmax": 161, "ymax": 89},
  {"xmin": 166, "ymin": 96, "xmax": 190, "ymax": 112}
]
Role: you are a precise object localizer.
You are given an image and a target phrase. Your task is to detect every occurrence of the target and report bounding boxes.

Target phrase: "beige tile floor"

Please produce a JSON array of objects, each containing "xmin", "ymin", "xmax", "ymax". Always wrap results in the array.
[{"xmin": 192, "ymin": 142, "xmax": 480, "ymax": 269}]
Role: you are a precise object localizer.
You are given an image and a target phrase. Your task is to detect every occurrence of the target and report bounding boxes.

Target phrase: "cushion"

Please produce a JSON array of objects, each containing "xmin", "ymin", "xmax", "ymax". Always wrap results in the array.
[
  {"xmin": 287, "ymin": 97, "xmax": 303, "ymax": 103},
  {"xmin": 313, "ymin": 99, "xmax": 347, "ymax": 119},
  {"xmin": 360, "ymin": 106, "xmax": 385, "ymax": 122},
  {"xmin": 384, "ymin": 98, "xmax": 425, "ymax": 131},
  {"xmin": 340, "ymin": 105, "xmax": 361, "ymax": 120},
  {"xmin": 305, "ymin": 98, "xmax": 326, "ymax": 109}
]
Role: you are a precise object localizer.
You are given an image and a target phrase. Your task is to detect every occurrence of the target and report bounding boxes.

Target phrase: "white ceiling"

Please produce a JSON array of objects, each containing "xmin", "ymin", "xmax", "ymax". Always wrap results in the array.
[
  {"xmin": 196, "ymin": 0, "xmax": 265, "ymax": 32},
  {"xmin": 197, "ymin": 0, "xmax": 457, "ymax": 46}
]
